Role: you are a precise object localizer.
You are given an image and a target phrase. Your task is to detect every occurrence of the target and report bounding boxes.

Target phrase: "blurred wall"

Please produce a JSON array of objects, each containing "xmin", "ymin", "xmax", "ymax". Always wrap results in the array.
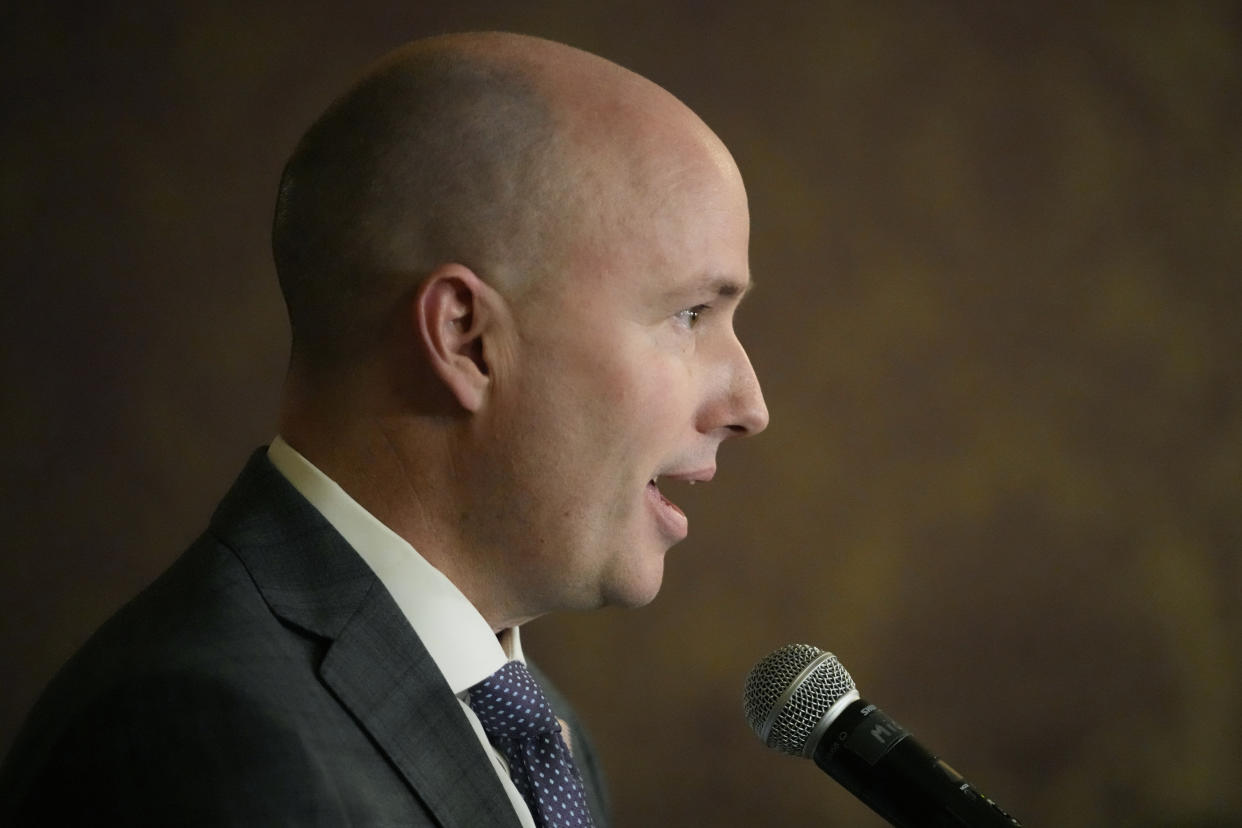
[{"xmin": 3, "ymin": 2, "xmax": 1239, "ymax": 825}]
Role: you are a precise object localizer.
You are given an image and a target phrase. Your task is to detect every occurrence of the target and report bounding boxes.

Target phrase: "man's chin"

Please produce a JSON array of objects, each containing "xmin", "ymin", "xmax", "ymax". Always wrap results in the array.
[{"xmin": 598, "ymin": 560, "xmax": 667, "ymax": 609}]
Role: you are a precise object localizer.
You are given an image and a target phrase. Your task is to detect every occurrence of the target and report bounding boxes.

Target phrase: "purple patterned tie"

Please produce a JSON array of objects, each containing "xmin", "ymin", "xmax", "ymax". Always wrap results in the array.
[{"xmin": 468, "ymin": 661, "xmax": 596, "ymax": 827}]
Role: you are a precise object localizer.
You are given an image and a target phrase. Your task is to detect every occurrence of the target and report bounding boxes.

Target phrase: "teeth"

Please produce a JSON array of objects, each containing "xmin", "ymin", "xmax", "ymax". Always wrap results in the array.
[{"xmin": 651, "ymin": 475, "xmax": 659, "ymax": 484}]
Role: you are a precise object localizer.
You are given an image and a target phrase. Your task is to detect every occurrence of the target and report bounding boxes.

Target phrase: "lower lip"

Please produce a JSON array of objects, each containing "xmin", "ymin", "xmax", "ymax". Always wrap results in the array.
[{"xmin": 647, "ymin": 481, "xmax": 688, "ymax": 541}]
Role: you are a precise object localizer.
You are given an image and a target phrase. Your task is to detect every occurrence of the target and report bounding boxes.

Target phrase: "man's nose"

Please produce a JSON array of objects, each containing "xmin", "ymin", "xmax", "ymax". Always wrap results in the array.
[{"xmin": 722, "ymin": 340, "xmax": 769, "ymax": 437}]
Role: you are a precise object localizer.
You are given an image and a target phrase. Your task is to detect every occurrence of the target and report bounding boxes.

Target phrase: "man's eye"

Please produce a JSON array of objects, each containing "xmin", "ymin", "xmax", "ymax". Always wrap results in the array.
[{"xmin": 675, "ymin": 304, "xmax": 710, "ymax": 328}]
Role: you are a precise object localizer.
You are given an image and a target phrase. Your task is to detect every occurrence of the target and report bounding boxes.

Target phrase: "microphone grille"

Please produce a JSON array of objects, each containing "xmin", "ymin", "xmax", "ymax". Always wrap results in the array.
[{"xmin": 743, "ymin": 643, "xmax": 856, "ymax": 757}]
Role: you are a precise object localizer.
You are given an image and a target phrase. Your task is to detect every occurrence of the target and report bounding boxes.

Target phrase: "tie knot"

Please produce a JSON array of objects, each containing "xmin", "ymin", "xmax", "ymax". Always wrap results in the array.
[
  {"xmin": 467, "ymin": 660, "xmax": 596, "ymax": 827},
  {"xmin": 469, "ymin": 660, "xmax": 562, "ymax": 740}
]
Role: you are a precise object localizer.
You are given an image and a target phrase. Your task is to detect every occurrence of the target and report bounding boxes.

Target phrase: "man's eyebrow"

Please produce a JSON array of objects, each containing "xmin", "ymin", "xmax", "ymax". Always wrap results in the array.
[{"xmin": 668, "ymin": 275, "xmax": 755, "ymax": 302}]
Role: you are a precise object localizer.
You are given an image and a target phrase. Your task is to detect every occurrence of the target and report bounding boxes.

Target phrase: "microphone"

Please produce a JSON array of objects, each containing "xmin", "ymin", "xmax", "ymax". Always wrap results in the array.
[{"xmin": 743, "ymin": 644, "xmax": 1022, "ymax": 827}]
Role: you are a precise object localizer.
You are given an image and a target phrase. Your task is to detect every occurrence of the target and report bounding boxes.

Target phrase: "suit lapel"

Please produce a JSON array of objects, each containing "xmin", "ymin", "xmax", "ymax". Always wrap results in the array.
[
  {"xmin": 211, "ymin": 449, "xmax": 522, "ymax": 828},
  {"xmin": 320, "ymin": 585, "xmax": 523, "ymax": 828}
]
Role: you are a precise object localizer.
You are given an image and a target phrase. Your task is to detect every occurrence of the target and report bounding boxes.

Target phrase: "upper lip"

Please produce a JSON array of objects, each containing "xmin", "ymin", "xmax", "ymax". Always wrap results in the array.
[{"xmin": 652, "ymin": 467, "xmax": 716, "ymax": 484}]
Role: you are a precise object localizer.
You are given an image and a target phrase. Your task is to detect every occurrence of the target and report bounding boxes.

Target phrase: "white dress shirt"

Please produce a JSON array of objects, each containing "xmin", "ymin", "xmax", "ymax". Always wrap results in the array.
[{"xmin": 267, "ymin": 436, "xmax": 536, "ymax": 828}]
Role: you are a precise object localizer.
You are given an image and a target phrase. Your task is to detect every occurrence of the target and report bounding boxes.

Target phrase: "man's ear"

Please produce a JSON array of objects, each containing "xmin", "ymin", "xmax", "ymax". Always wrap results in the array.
[{"xmin": 414, "ymin": 263, "xmax": 505, "ymax": 413}]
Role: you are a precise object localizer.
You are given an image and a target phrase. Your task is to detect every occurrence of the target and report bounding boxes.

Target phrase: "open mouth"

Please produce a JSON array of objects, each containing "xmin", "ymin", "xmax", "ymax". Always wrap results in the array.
[
  {"xmin": 647, "ymin": 477, "xmax": 686, "ymax": 516},
  {"xmin": 647, "ymin": 475, "xmax": 689, "ymax": 541}
]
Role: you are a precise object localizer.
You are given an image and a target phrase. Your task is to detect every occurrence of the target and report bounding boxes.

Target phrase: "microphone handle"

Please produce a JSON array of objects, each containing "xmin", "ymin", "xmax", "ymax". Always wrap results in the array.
[{"xmin": 812, "ymin": 697, "xmax": 1022, "ymax": 827}]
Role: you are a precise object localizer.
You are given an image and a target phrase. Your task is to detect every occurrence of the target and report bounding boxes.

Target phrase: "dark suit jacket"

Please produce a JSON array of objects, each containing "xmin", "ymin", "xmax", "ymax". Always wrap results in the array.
[{"xmin": 0, "ymin": 450, "xmax": 611, "ymax": 826}]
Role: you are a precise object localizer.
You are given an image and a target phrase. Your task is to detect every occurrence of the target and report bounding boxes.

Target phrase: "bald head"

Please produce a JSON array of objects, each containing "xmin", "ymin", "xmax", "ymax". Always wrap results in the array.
[
  {"xmin": 275, "ymin": 33, "xmax": 554, "ymax": 368},
  {"xmin": 273, "ymin": 32, "xmax": 738, "ymax": 373}
]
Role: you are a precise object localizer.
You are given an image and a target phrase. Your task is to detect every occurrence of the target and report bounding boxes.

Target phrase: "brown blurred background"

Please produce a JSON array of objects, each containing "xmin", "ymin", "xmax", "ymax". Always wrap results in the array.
[{"xmin": 3, "ymin": 2, "xmax": 1240, "ymax": 825}]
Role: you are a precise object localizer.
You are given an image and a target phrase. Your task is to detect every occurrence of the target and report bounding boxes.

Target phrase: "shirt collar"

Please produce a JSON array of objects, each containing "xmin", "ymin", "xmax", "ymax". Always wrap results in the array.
[{"xmin": 266, "ymin": 436, "xmax": 520, "ymax": 693}]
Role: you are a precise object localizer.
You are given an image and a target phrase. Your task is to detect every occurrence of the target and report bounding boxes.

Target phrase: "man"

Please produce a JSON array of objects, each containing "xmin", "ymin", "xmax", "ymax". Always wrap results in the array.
[{"xmin": 0, "ymin": 31, "xmax": 767, "ymax": 826}]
